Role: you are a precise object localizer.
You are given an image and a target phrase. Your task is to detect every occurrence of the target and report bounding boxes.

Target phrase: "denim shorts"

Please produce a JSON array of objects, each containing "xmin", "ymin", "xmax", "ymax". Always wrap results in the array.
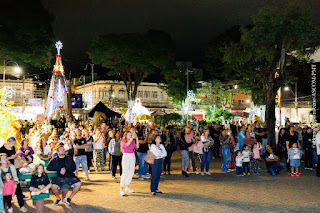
[
  {"xmin": 290, "ymin": 159, "xmax": 300, "ymax": 167},
  {"xmin": 74, "ymin": 155, "xmax": 88, "ymax": 171}
]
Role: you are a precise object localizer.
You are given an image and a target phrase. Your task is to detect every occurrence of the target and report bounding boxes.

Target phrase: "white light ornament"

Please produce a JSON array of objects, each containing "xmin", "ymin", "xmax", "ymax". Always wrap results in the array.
[{"xmin": 55, "ymin": 41, "xmax": 63, "ymax": 55}]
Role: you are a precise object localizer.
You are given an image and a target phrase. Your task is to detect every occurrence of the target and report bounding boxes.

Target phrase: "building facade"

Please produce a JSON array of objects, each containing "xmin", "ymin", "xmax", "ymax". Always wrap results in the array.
[{"xmin": 74, "ymin": 80, "xmax": 174, "ymax": 111}]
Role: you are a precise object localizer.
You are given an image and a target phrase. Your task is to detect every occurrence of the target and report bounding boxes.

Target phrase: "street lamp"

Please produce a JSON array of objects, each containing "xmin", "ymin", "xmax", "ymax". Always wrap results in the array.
[
  {"xmin": 84, "ymin": 63, "xmax": 94, "ymax": 108},
  {"xmin": 284, "ymin": 83, "xmax": 298, "ymax": 122},
  {"xmin": 3, "ymin": 60, "xmax": 22, "ymax": 87}
]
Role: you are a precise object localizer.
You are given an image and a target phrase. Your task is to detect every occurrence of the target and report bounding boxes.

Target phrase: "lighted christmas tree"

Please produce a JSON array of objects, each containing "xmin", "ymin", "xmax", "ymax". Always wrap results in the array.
[{"xmin": 44, "ymin": 41, "xmax": 68, "ymax": 120}]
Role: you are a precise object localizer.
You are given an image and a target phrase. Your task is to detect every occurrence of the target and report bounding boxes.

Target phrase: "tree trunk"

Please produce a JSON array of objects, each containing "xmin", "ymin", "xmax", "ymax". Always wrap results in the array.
[{"xmin": 265, "ymin": 84, "xmax": 277, "ymax": 148}]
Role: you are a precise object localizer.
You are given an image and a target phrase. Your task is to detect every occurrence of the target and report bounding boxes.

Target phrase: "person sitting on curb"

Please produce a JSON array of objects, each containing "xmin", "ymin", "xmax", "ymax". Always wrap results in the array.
[
  {"xmin": 47, "ymin": 145, "xmax": 82, "ymax": 206},
  {"xmin": 262, "ymin": 145, "xmax": 285, "ymax": 176}
]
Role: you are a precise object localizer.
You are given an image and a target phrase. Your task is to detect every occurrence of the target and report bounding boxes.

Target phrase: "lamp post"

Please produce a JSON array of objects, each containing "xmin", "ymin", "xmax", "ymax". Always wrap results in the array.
[
  {"xmin": 84, "ymin": 63, "xmax": 94, "ymax": 108},
  {"xmin": 185, "ymin": 69, "xmax": 193, "ymax": 124},
  {"xmin": 284, "ymin": 82, "xmax": 298, "ymax": 122},
  {"xmin": 3, "ymin": 60, "xmax": 21, "ymax": 87},
  {"xmin": 80, "ymin": 75, "xmax": 86, "ymax": 107}
]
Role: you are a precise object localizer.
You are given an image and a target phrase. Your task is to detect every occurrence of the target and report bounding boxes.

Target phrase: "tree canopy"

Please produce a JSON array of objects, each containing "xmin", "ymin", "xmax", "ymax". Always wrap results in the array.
[
  {"xmin": 0, "ymin": 0, "xmax": 55, "ymax": 67},
  {"xmin": 88, "ymin": 30, "xmax": 176, "ymax": 100},
  {"xmin": 219, "ymin": 1, "xmax": 320, "ymax": 146}
]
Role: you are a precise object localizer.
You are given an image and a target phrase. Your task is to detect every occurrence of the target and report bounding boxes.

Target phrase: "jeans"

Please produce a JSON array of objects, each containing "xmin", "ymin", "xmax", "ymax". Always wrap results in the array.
[
  {"xmin": 74, "ymin": 155, "xmax": 88, "ymax": 171},
  {"xmin": 104, "ymin": 147, "xmax": 112, "ymax": 170},
  {"xmin": 312, "ymin": 149, "xmax": 318, "ymax": 166},
  {"xmin": 188, "ymin": 151, "xmax": 196, "ymax": 172},
  {"xmin": 317, "ymin": 155, "xmax": 320, "ymax": 176},
  {"xmin": 150, "ymin": 158, "xmax": 163, "ymax": 192},
  {"xmin": 221, "ymin": 146, "xmax": 230, "ymax": 172},
  {"xmin": 112, "ymin": 155, "xmax": 122, "ymax": 177},
  {"xmin": 261, "ymin": 138, "xmax": 268, "ymax": 155},
  {"xmin": 163, "ymin": 151, "xmax": 173, "ymax": 173},
  {"xmin": 236, "ymin": 166, "xmax": 243, "ymax": 175},
  {"xmin": 239, "ymin": 145, "xmax": 244, "ymax": 152},
  {"xmin": 137, "ymin": 152, "xmax": 148, "ymax": 176},
  {"xmin": 201, "ymin": 150, "xmax": 211, "ymax": 172},
  {"xmin": 268, "ymin": 162, "xmax": 285, "ymax": 176},
  {"xmin": 242, "ymin": 162, "xmax": 250, "ymax": 173},
  {"xmin": 304, "ymin": 148, "xmax": 313, "ymax": 168},
  {"xmin": 253, "ymin": 159, "xmax": 259, "ymax": 173}
]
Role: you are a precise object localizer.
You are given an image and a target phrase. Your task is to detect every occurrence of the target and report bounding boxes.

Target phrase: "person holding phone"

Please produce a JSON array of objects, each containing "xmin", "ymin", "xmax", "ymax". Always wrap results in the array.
[{"xmin": 120, "ymin": 131, "xmax": 139, "ymax": 196}]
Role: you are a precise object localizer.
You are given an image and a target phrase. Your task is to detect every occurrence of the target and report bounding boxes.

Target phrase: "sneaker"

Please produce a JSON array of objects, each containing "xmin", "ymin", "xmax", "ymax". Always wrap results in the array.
[
  {"xmin": 82, "ymin": 171, "xmax": 86, "ymax": 175},
  {"xmin": 296, "ymin": 172, "xmax": 301, "ymax": 176},
  {"xmin": 125, "ymin": 187, "xmax": 134, "ymax": 193},
  {"xmin": 23, "ymin": 196, "xmax": 30, "ymax": 201},
  {"xmin": 195, "ymin": 171, "xmax": 199, "ymax": 175},
  {"xmin": 212, "ymin": 156, "xmax": 215, "ymax": 160},
  {"xmin": 144, "ymin": 175, "xmax": 150, "ymax": 179},
  {"xmin": 120, "ymin": 189, "xmax": 125, "ymax": 196},
  {"xmin": 186, "ymin": 171, "xmax": 190, "ymax": 175},
  {"xmin": 138, "ymin": 177, "xmax": 144, "ymax": 180},
  {"xmin": 288, "ymin": 172, "xmax": 291, "ymax": 176},
  {"xmin": 8, "ymin": 208, "xmax": 13, "ymax": 213},
  {"xmin": 112, "ymin": 176, "xmax": 117, "ymax": 180},
  {"xmin": 291, "ymin": 173, "xmax": 295, "ymax": 176},
  {"xmin": 247, "ymin": 173, "xmax": 251, "ymax": 176},
  {"xmin": 206, "ymin": 172, "xmax": 211, "ymax": 176},
  {"xmin": 11, "ymin": 199, "xmax": 14, "ymax": 203},
  {"xmin": 243, "ymin": 172, "xmax": 246, "ymax": 176},
  {"xmin": 53, "ymin": 199, "xmax": 61, "ymax": 206},
  {"xmin": 201, "ymin": 172, "xmax": 204, "ymax": 176},
  {"xmin": 65, "ymin": 198, "xmax": 71, "ymax": 205}
]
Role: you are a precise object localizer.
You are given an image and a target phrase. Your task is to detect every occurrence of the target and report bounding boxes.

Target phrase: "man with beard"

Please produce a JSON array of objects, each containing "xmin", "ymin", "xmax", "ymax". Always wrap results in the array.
[{"xmin": 47, "ymin": 145, "xmax": 82, "ymax": 206}]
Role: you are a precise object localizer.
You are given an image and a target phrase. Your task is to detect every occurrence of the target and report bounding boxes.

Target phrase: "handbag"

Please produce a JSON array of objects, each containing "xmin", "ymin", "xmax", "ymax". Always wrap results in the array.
[
  {"xmin": 14, "ymin": 156, "xmax": 27, "ymax": 168},
  {"xmin": 144, "ymin": 150, "xmax": 156, "ymax": 164}
]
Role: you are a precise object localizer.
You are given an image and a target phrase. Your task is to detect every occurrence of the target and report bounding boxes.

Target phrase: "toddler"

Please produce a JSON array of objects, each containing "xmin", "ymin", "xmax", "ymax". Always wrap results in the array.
[
  {"xmin": 235, "ymin": 150, "xmax": 244, "ymax": 176},
  {"xmin": 252, "ymin": 142, "xmax": 262, "ymax": 174},
  {"xmin": 288, "ymin": 142, "xmax": 303, "ymax": 176},
  {"xmin": 242, "ymin": 145, "xmax": 251, "ymax": 175},
  {"xmin": 2, "ymin": 172, "xmax": 16, "ymax": 213}
]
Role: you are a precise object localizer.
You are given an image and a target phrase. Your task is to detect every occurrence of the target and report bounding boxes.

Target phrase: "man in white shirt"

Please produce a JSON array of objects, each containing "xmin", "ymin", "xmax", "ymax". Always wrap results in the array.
[{"xmin": 316, "ymin": 126, "xmax": 320, "ymax": 177}]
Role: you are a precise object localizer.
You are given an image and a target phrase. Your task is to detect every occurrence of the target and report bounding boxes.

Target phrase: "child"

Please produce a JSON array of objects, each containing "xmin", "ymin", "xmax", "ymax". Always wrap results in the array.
[
  {"xmin": 252, "ymin": 142, "xmax": 262, "ymax": 174},
  {"xmin": 30, "ymin": 164, "xmax": 52, "ymax": 213},
  {"xmin": 0, "ymin": 175, "xmax": 4, "ymax": 213},
  {"xmin": 288, "ymin": 142, "xmax": 303, "ymax": 176},
  {"xmin": 242, "ymin": 145, "xmax": 251, "ymax": 175},
  {"xmin": 235, "ymin": 150, "xmax": 244, "ymax": 176},
  {"xmin": 2, "ymin": 172, "xmax": 16, "ymax": 213}
]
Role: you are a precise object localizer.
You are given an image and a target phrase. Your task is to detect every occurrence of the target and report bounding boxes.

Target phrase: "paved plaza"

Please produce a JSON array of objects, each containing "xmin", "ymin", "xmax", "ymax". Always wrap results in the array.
[{"xmin": 16, "ymin": 153, "xmax": 320, "ymax": 213}]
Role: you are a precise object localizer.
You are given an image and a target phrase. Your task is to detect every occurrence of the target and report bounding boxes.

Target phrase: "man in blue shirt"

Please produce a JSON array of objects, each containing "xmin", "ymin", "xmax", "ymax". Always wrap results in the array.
[{"xmin": 237, "ymin": 126, "xmax": 246, "ymax": 151}]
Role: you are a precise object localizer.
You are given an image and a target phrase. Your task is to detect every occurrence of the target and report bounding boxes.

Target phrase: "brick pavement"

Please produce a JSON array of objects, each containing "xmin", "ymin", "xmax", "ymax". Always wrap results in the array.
[{"xmin": 12, "ymin": 152, "xmax": 320, "ymax": 213}]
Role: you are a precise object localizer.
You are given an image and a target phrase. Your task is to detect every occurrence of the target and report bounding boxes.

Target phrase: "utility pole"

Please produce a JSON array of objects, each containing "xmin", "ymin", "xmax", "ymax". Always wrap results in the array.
[
  {"xmin": 91, "ymin": 64, "xmax": 94, "ymax": 108},
  {"xmin": 67, "ymin": 71, "xmax": 72, "ymax": 117}
]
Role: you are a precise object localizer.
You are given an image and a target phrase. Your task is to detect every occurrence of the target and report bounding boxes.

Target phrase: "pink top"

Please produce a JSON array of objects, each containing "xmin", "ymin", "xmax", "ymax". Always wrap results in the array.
[
  {"xmin": 253, "ymin": 143, "xmax": 262, "ymax": 159},
  {"xmin": 3, "ymin": 180, "xmax": 16, "ymax": 196},
  {"xmin": 121, "ymin": 140, "xmax": 137, "ymax": 153},
  {"xmin": 185, "ymin": 134, "xmax": 194, "ymax": 151}
]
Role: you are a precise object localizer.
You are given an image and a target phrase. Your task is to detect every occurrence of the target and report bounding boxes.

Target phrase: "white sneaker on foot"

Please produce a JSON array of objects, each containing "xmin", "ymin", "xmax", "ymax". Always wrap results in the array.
[
  {"xmin": 206, "ymin": 172, "xmax": 211, "ymax": 176},
  {"xmin": 195, "ymin": 171, "xmax": 199, "ymax": 175},
  {"xmin": 201, "ymin": 172, "xmax": 204, "ymax": 176},
  {"xmin": 125, "ymin": 187, "xmax": 134, "ymax": 193},
  {"xmin": 120, "ymin": 189, "xmax": 125, "ymax": 196}
]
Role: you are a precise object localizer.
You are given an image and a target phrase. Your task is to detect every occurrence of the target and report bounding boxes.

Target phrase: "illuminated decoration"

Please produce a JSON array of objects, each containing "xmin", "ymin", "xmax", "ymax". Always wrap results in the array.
[
  {"xmin": 196, "ymin": 94, "xmax": 207, "ymax": 99},
  {"xmin": 187, "ymin": 90, "xmax": 195, "ymax": 110},
  {"xmin": 0, "ymin": 89, "xmax": 21, "ymax": 147},
  {"xmin": 44, "ymin": 41, "xmax": 68, "ymax": 120},
  {"xmin": 125, "ymin": 98, "xmax": 150, "ymax": 124}
]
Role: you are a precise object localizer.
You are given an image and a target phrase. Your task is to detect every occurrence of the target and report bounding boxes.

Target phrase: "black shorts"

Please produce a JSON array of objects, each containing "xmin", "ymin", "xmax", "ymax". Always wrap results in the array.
[{"xmin": 52, "ymin": 176, "xmax": 81, "ymax": 189}]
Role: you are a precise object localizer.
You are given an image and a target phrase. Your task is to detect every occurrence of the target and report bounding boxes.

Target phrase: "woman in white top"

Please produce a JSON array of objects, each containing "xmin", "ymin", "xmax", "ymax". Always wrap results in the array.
[
  {"xmin": 37, "ymin": 137, "xmax": 51, "ymax": 167},
  {"xmin": 150, "ymin": 135, "xmax": 167, "ymax": 195},
  {"xmin": 93, "ymin": 127, "xmax": 105, "ymax": 172}
]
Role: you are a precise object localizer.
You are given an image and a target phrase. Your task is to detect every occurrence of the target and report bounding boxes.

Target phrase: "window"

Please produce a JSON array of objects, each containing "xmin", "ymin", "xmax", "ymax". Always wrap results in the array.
[
  {"xmin": 119, "ymin": 90, "xmax": 125, "ymax": 99},
  {"xmin": 152, "ymin": 91, "xmax": 157, "ymax": 99},
  {"xmin": 138, "ymin": 91, "xmax": 143, "ymax": 98},
  {"xmin": 144, "ymin": 91, "xmax": 150, "ymax": 99},
  {"xmin": 103, "ymin": 90, "xmax": 108, "ymax": 98},
  {"xmin": 238, "ymin": 100, "xmax": 244, "ymax": 106}
]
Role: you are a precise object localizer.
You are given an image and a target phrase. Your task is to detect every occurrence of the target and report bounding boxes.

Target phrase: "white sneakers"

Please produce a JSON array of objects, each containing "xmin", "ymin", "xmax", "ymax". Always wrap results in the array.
[
  {"xmin": 206, "ymin": 172, "xmax": 211, "ymax": 176},
  {"xmin": 120, "ymin": 189, "xmax": 125, "ymax": 196},
  {"xmin": 125, "ymin": 187, "xmax": 134, "ymax": 193},
  {"xmin": 201, "ymin": 172, "xmax": 204, "ymax": 176},
  {"xmin": 201, "ymin": 172, "xmax": 211, "ymax": 176}
]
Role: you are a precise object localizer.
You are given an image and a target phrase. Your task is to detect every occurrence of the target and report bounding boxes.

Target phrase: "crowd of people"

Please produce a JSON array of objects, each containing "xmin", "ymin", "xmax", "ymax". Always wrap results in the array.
[{"xmin": 0, "ymin": 115, "xmax": 319, "ymax": 212}]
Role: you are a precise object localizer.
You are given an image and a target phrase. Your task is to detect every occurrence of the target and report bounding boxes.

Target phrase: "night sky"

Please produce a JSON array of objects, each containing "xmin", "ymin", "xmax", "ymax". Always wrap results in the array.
[{"xmin": 42, "ymin": 0, "xmax": 269, "ymax": 72}]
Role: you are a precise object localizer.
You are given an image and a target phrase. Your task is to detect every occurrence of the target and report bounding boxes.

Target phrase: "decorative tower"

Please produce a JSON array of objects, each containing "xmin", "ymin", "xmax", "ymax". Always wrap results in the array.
[{"xmin": 44, "ymin": 41, "xmax": 68, "ymax": 120}]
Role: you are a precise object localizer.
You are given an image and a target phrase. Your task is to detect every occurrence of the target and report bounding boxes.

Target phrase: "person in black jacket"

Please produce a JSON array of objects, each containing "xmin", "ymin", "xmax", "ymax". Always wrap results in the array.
[
  {"xmin": 162, "ymin": 128, "xmax": 176, "ymax": 175},
  {"xmin": 303, "ymin": 127, "xmax": 313, "ymax": 169},
  {"xmin": 176, "ymin": 131, "xmax": 193, "ymax": 177},
  {"xmin": 47, "ymin": 145, "xmax": 82, "ymax": 206}
]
